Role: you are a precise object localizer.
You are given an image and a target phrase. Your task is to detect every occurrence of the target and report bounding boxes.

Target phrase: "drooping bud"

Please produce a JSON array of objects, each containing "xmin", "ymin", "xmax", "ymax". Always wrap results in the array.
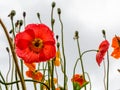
[
  {"xmin": 6, "ymin": 47, "xmax": 9, "ymax": 53},
  {"xmin": 37, "ymin": 12, "xmax": 40, "ymax": 19},
  {"xmin": 102, "ymin": 30, "xmax": 106, "ymax": 39},
  {"xmin": 56, "ymin": 35, "xmax": 59, "ymax": 40},
  {"xmin": 8, "ymin": 10, "xmax": 16, "ymax": 19},
  {"xmin": 15, "ymin": 20, "xmax": 19, "ymax": 27},
  {"xmin": 74, "ymin": 31, "xmax": 79, "ymax": 39},
  {"xmin": 37, "ymin": 12, "xmax": 42, "ymax": 23},
  {"xmin": 19, "ymin": 20, "xmax": 23, "ymax": 26},
  {"xmin": 52, "ymin": 2, "xmax": 56, "ymax": 8},
  {"xmin": 57, "ymin": 8, "xmax": 61, "ymax": 15},
  {"xmin": 23, "ymin": 11, "xmax": 26, "ymax": 18}
]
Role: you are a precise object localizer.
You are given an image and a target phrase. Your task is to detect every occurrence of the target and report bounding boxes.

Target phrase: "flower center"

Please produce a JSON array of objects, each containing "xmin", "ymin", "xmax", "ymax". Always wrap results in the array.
[{"xmin": 29, "ymin": 38, "xmax": 43, "ymax": 53}]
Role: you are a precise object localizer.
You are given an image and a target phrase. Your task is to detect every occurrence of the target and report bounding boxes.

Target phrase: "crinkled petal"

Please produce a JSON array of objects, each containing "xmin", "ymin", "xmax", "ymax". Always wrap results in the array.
[
  {"xmin": 111, "ymin": 47, "xmax": 120, "ymax": 59},
  {"xmin": 96, "ymin": 52, "xmax": 104, "ymax": 66},
  {"xmin": 25, "ymin": 24, "xmax": 55, "ymax": 43},
  {"xmin": 43, "ymin": 45, "xmax": 56, "ymax": 60}
]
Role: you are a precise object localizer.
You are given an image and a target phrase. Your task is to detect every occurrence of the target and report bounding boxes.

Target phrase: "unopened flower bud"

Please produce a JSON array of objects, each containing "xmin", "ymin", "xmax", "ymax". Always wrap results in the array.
[
  {"xmin": 6, "ymin": 47, "xmax": 9, "ymax": 53},
  {"xmin": 15, "ymin": 20, "xmax": 19, "ymax": 27},
  {"xmin": 8, "ymin": 10, "xmax": 16, "ymax": 17},
  {"xmin": 102, "ymin": 30, "xmax": 106, "ymax": 36},
  {"xmin": 19, "ymin": 20, "xmax": 23, "ymax": 26},
  {"xmin": 37, "ymin": 13, "xmax": 40, "ymax": 19},
  {"xmin": 52, "ymin": 2, "xmax": 56, "ymax": 8},
  {"xmin": 56, "ymin": 35, "xmax": 59, "ymax": 40},
  {"xmin": 57, "ymin": 8, "xmax": 61, "ymax": 14},
  {"xmin": 23, "ymin": 11, "xmax": 26, "ymax": 18},
  {"xmin": 74, "ymin": 31, "xmax": 79, "ymax": 39}
]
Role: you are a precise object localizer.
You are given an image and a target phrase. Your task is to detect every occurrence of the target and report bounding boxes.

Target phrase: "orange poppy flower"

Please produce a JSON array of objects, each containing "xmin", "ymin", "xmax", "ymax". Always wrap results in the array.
[
  {"xmin": 71, "ymin": 74, "xmax": 88, "ymax": 87},
  {"xmin": 54, "ymin": 49, "xmax": 60, "ymax": 66},
  {"xmin": 15, "ymin": 24, "xmax": 56, "ymax": 63},
  {"xmin": 25, "ymin": 62, "xmax": 43, "ymax": 81},
  {"xmin": 111, "ymin": 36, "xmax": 120, "ymax": 59},
  {"xmin": 96, "ymin": 40, "xmax": 109, "ymax": 66}
]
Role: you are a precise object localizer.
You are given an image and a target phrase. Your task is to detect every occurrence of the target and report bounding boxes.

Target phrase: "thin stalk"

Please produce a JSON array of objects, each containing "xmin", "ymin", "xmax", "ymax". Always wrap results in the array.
[
  {"xmin": 6, "ymin": 49, "xmax": 11, "ymax": 82},
  {"xmin": 0, "ymin": 19, "xmax": 26, "ymax": 90},
  {"xmin": 51, "ymin": 5, "xmax": 55, "ymax": 89},
  {"xmin": 103, "ymin": 61, "xmax": 106, "ymax": 90},
  {"xmin": 33, "ymin": 82, "xmax": 37, "ymax": 90},
  {"xmin": 85, "ymin": 72, "xmax": 92, "ymax": 90},
  {"xmin": 15, "ymin": 69, "xmax": 20, "ymax": 90},
  {"xmin": 58, "ymin": 12, "xmax": 67, "ymax": 90},
  {"xmin": 76, "ymin": 39, "xmax": 85, "ymax": 76},
  {"xmin": 11, "ymin": 58, "xmax": 14, "ymax": 90},
  {"xmin": 76, "ymin": 38, "xmax": 86, "ymax": 90},
  {"xmin": 0, "ymin": 72, "xmax": 8, "ymax": 90},
  {"xmin": 0, "ymin": 79, "xmax": 50, "ymax": 90},
  {"xmin": 106, "ymin": 51, "xmax": 109, "ymax": 90}
]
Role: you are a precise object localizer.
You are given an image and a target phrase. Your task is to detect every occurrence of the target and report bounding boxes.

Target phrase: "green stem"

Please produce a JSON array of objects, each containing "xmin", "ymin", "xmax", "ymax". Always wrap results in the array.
[
  {"xmin": 58, "ymin": 13, "xmax": 67, "ymax": 90},
  {"xmin": 103, "ymin": 61, "xmax": 106, "ymax": 90},
  {"xmin": 51, "ymin": 5, "xmax": 55, "ymax": 89},
  {"xmin": 0, "ymin": 19, "xmax": 26, "ymax": 90},
  {"xmin": 106, "ymin": 51, "xmax": 109, "ymax": 90},
  {"xmin": 33, "ymin": 82, "xmax": 37, "ymax": 90},
  {"xmin": 11, "ymin": 58, "xmax": 14, "ymax": 90},
  {"xmin": 85, "ymin": 72, "xmax": 92, "ymax": 90},
  {"xmin": 0, "ymin": 79, "xmax": 50, "ymax": 90},
  {"xmin": 15, "ymin": 69, "xmax": 20, "ymax": 90},
  {"xmin": 0, "ymin": 72, "xmax": 8, "ymax": 90},
  {"xmin": 76, "ymin": 38, "xmax": 86, "ymax": 90}
]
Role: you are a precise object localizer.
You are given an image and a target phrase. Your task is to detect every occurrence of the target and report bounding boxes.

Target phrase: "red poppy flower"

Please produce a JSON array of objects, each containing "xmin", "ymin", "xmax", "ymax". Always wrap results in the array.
[
  {"xmin": 15, "ymin": 24, "xmax": 56, "ymax": 63},
  {"xmin": 25, "ymin": 62, "xmax": 43, "ymax": 81},
  {"xmin": 71, "ymin": 74, "xmax": 88, "ymax": 87},
  {"xmin": 96, "ymin": 40, "xmax": 109, "ymax": 66},
  {"xmin": 111, "ymin": 36, "xmax": 120, "ymax": 59}
]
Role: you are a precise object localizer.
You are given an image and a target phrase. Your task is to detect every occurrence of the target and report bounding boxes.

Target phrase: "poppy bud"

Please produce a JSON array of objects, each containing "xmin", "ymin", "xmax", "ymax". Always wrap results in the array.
[
  {"xmin": 23, "ymin": 11, "xmax": 26, "ymax": 18},
  {"xmin": 52, "ymin": 2, "xmax": 56, "ymax": 8},
  {"xmin": 57, "ymin": 8, "xmax": 61, "ymax": 14},
  {"xmin": 6, "ymin": 47, "xmax": 9, "ymax": 53},
  {"xmin": 19, "ymin": 20, "xmax": 23, "ymax": 26},
  {"xmin": 37, "ymin": 13, "xmax": 40, "ymax": 19},
  {"xmin": 74, "ymin": 31, "xmax": 79, "ymax": 39},
  {"xmin": 8, "ymin": 10, "xmax": 16, "ymax": 17},
  {"xmin": 56, "ymin": 35, "xmax": 59, "ymax": 40},
  {"xmin": 102, "ymin": 30, "xmax": 106, "ymax": 36}
]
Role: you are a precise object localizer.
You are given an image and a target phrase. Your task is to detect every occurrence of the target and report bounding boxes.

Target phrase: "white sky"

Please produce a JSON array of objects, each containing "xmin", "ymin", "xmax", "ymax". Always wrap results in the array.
[{"xmin": 1, "ymin": 0, "xmax": 120, "ymax": 90}]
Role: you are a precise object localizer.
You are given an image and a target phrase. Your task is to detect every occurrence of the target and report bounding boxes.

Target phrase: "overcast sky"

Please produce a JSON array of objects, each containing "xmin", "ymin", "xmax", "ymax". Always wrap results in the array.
[{"xmin": 1, "ymin": 0, "xmax": 120, "ymax": 90}]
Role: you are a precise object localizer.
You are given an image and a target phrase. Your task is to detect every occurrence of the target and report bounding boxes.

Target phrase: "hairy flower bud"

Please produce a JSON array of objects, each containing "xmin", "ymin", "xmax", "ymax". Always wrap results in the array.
[
  {"xmin": 8, "ymin": 10, "xmax": 16, "ymax": 17},
  {"xmin": 23, "ymin": 11, "xmax": 26, "ymax": 18},
  {"xmin": 52, "ymin": 2, "xmax": 56, "ymax": 8},
  {"xmin": 57, "ymin": 8, "xmax": 61, "ymax": 14}
]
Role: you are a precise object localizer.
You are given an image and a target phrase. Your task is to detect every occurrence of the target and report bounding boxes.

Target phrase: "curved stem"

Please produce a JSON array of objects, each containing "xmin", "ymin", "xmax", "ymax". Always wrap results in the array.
[
  {"xmin": 0, "ymin": 79, "xmax": 50, "ymax": 90},
  {"xmin": 85, "ymin": 72, "xmax": 92, "ymax": 90},
  {"xmin": 0, "ymin": 19, "xmax": 26, "ymax": 90}
]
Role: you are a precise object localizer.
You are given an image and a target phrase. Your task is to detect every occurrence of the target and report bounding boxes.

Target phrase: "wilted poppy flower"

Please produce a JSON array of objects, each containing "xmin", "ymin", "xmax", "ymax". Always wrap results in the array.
[
  {"xmin": 54, "ymin": 49, "xmax": 60, "ymax": 66},
  {"xmin": 71, "ymin": 74, "xmax": 88, "ymax": 88},
  {"xmin": 111, "ymin": 36, "xmax": 120, "ymax": 59},
  {"xmin": 15, "ymin": 24, "xmax": 56, "ymax": 63},
  {"xmin": 96, "ymin": 40, "xmax": 109, "ymax": 66},
  {"xmin": 25, "ymin": 62, "xmax": 43, "ymax": 81}
]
